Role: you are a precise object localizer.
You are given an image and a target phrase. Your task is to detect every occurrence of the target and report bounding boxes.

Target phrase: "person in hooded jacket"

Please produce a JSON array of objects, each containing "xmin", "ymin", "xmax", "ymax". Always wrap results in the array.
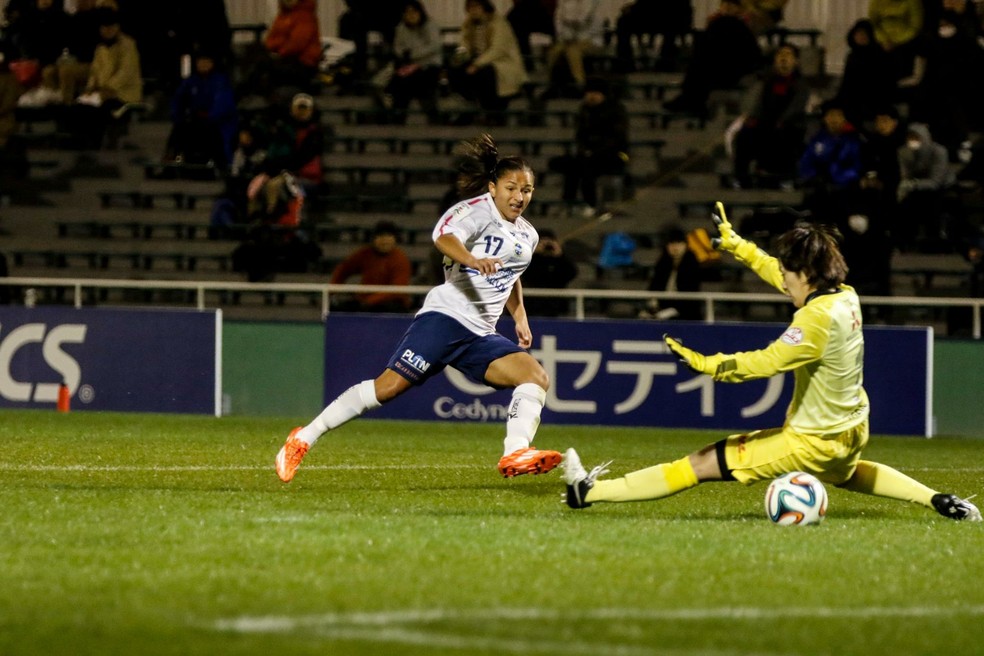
[
  {"xmin": 835, "ymin": 19, "xmax": 896, "ymax": 126},
  {"xmin": 895, "ymin": 122, "xmax": 955, "ymax": 251},
  {"xmin": 909, "ymin": 10, "xmax": 984, "ymax": 159}
]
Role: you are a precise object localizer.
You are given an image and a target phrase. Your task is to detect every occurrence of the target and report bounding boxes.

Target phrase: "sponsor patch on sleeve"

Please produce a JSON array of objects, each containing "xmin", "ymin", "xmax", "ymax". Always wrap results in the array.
[{"xmin": 780, "ymin": 327, "xmax": 803, "ymax": 345}]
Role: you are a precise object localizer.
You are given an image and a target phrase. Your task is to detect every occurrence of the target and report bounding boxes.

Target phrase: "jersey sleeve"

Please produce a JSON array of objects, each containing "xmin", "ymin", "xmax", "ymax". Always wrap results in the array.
[
  {"xmin": 706, "ymin": 306, "xmax": 831, "ymax": 382},
  {"xmin": 732, "ymin": 239, "xmax": 785, "ymax": 293},
  {"xmin": 433, "ymin": 201, "xmax": 483, "ymax": 245}
]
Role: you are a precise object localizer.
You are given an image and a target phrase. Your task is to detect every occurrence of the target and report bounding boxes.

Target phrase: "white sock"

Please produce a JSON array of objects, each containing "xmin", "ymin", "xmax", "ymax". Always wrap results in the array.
[
  {"xmin": 296, "ymin": 380, "xmax": 381, "ymax": 446},
  {"xmin": 502, "ymin": 383, "xmax": 546, "ymax": 456}
]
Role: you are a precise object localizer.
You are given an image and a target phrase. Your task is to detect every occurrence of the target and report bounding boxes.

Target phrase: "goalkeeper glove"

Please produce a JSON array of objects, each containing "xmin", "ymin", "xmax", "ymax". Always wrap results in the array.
[
  {"xmin": 664, "ymin": 334, "xmax": 708, "ymax": 375},
  {"xmin": 710, "ymin": 201, "xmax": 743, "ymax": 253}
]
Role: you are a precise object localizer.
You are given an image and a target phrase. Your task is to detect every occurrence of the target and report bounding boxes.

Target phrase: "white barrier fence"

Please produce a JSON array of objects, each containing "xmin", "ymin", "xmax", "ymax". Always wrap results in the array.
[{"xmin": 1, "ymin": 277, "xmax": 980, "ymax": 339}]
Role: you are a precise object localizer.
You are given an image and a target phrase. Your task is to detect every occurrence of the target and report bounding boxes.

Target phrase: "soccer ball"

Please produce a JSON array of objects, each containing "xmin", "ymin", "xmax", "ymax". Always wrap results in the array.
[{"xmin": 764, "ymin": 472, "xmax": 828, "ymax": 526}]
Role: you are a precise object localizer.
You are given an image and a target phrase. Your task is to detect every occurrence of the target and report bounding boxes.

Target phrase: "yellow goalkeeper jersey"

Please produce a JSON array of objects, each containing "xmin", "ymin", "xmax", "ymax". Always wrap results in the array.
[{"xmin": 709, "ymin": 241, "xmax": 869, "ymax": 435}]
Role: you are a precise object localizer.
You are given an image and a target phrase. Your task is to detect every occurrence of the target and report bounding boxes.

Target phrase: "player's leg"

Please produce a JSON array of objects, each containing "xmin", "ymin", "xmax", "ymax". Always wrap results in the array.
[
  {"xmin": 838, "ymin": 460, "xmax": 982, "ymax": 521},
  {"xmin": 481, "ymin": 350, "xmax": 561, "ymax": 477},
  {"xmin": 275, "ymin": 371, "xmax": 407, "ymax": 483},
  {"xmin": 295, "ymin": 370, "xmax": 409, "ymax": 446},
  {"xmin": 563, "ymin": 441, "xmax": 716, "ymax": 508},
  {"xmin": 276, "ymin": 313, "xmax": 449, "ymax": 483},
  {"xmin": 563, "ymin": 427, "xmax": 794, "ymax": 509}
]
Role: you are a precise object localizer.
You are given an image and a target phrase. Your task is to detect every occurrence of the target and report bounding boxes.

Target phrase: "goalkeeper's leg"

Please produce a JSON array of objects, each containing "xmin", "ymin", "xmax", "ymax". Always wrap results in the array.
[
  {"xmin": 837, "ymin": 460, "xmax": 936, "ymax": 506},
  {"xmin": 585, "ymin": 441, "xmax": 725, "ymax": 504}
]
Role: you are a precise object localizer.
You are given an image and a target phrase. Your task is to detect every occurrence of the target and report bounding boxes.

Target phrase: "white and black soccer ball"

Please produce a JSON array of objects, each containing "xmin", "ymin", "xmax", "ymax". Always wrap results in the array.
[{"xmin": 764, "ymin": 472, "xmax": 828, "ymax": 526}]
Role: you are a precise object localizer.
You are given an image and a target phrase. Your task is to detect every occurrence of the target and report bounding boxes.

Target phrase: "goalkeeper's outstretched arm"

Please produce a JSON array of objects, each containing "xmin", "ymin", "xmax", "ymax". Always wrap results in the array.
[{"xmin": 710, "ymin": 202, "xmax": 785, "ymax": 293}]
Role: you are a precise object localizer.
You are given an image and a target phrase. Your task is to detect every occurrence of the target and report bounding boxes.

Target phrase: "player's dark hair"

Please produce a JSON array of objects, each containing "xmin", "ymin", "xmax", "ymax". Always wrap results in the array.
[
  {"xmin": 776, "ymin": 223, "xmax": 848, "ymax": 290},
  {"xmin": 454, "ymin": 133, "xmax": 533, "ymax": 199}
]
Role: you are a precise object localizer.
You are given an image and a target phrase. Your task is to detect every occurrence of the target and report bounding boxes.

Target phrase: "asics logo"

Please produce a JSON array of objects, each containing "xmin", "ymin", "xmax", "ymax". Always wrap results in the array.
[
  {"xmin": 400, "ymin": 349, "xmax": 431, "ymax": 373},
  {"xmin": 0, "ymin": 322, "xmax": 87, "ymax": 402}
]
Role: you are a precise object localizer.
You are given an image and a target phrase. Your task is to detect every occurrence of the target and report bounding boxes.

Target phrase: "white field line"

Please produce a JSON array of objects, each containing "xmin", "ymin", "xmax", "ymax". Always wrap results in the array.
[
  {"xmin": 216, "ymin": 605, "xmax": 984, "ymax": 633},
  {"xmin": 0, "ymin": 464, "xmax": 485, "ymax": 472},
  {"xmin": 214, "ymin": 606, "xmax": 984, "ymax": 655}
]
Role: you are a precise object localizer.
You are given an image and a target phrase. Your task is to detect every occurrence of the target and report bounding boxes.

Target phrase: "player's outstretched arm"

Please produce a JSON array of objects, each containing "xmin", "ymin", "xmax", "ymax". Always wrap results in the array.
[
  {"xmin": 664, "ymin": 334, "xmax": 715, "ymax": 376},
  {"xmin": 710, "ymin": 202, "xmax": 784, "ymax": 293}
]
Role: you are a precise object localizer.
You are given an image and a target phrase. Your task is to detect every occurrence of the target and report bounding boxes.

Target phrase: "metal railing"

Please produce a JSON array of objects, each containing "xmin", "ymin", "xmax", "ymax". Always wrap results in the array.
[{"xmin": 0, "ymin": 276, "xmax": 980, "ymax": 338}]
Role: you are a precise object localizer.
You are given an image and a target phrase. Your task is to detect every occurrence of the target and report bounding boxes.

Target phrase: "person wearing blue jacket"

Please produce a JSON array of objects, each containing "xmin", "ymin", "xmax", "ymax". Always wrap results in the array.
[
  {"xmin": 164, "ymin": 48, "xmax": 237, "ymax": 168},
  {"xmin": 798, "ymin": 98, "xmax": 864, "ymax": 223}
]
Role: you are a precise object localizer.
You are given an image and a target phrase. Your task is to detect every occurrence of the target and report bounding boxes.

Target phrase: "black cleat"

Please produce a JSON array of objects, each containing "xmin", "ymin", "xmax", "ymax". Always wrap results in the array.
[
  {"xmin": 931, "ymin": 494, "xmax": 982, "ymax": 521},
  {"xmin": 560, "ymin": 448, "xmax": 610, "ymax": 509}
]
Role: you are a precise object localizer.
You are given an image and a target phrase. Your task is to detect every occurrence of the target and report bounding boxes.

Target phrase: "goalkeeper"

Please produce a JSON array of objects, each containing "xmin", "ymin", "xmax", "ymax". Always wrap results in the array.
[{"xmin": 561, "ymin": 203, "xmax": 980, "ymax": 521}]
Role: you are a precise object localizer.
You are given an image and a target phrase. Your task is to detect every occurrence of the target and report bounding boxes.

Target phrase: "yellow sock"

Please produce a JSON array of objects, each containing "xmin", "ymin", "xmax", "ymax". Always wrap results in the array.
[
  {"xmin": 586, "ymin": 457, "xmax": 699, "ymax": 503},
  {"xmin": 838, "ymin": 460, "xmax": 936, "ymax": 507}
]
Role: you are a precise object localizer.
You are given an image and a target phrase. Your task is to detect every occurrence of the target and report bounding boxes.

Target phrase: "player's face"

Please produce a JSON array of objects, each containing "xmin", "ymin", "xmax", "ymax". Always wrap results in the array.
[
  {"xmin": 781, "ymin": 266, "xmax": 814, "ymax": 308},
  {"xmin": 489, "ymin": 169, "xmax": 534, "ymax": 222}
]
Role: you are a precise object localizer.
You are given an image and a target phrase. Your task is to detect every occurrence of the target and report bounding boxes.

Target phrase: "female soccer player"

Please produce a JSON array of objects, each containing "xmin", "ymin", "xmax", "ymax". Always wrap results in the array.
[
  {"xmin": 562, "ymin": 203, "xmax": 981, "ymax": 522},
  {"xmin": 277, "ymin": 134, "xmax": 561, "ymax": 482}
]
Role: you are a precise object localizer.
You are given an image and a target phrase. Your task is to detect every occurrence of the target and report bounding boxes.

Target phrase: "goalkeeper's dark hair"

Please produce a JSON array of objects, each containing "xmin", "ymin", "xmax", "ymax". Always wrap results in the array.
[
  {"xmin": 776, "ymin": 223, "xmax": 848, "ymax": 289},
  {"xmin": 454, "ymin": 133, "xmax": 534, "ymax": 199}
]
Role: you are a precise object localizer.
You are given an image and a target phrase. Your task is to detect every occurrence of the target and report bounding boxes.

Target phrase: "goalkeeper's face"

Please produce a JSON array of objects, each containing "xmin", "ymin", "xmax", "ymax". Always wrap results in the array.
[{"xmin": 781, "ymin": 266, "xmax": 813, "ymax": 308}]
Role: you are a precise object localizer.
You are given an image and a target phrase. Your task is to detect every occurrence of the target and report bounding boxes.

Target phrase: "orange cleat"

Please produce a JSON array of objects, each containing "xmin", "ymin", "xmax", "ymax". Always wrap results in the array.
[
  {"xmin": 275, "ymin": 427, "xmax": 309, "ymax": 483},
  {"xmin": 497, "ymin": 447, "xmax": 562, "ymax": 478}
]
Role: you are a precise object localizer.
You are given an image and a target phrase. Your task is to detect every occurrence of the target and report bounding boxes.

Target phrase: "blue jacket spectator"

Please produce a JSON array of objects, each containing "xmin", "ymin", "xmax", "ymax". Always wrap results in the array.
[
  {"xmin": 799, "ymin": 103, "xmax": 864, "ymax": 191},
  {"xmin": 799, "ymin": 99, "xmax": 864, "ymax": 224},
  {"xmin": 165, "ymin": 50, "xmax": 237, "ymax": 167}
]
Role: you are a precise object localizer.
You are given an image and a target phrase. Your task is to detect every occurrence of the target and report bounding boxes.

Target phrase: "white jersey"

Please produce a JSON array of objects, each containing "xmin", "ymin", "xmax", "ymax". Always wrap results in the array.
[{"xmin": 419, "ymin": 193, "xmax": 538, "ymax": 336}]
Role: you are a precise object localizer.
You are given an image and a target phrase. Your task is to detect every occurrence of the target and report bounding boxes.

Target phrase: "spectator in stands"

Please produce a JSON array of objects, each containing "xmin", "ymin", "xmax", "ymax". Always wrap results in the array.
[
  {"xmin": 740, "ymin": 0, "xmax": 789, "ymax": 35},
  {"xmin": 868, "ymin": 0, "xmax": 924, "ymax": 84},
  {"xmin": 539, "ymin": 0, "xmax": 604, "ymax": 99},
  {"xmin": 448, "ymin": 0, "xmax": 528, "ymax": 125},
  {"xmin": 858, "ymin": 105, "xmax": 905, "ymax": 241},
  {"xmin": 523, "ymin": 228, "xmax": 579, "ymax": 317},
  {"xmin": 0, "ymin": 41, "xmax": 28, "ymax": 182},
  {"xmin": 163, "ymin": 48, "xmax": 237, "ymax": 168},
  {"xmin": 550, "ymin": 76, "xmax": 628, "ymax": 216},
  {"xmin": 662, "ymin": 0, "xmax": 761, "ymax": 116},
  {"xmin": 384, "ymin": 0, "xmax": 442, "ymax": 125},
  {"xmin": 639, "ymin": 225, "xmax": 702, "ymax": 321},
  {"xmin": 262, "ymin": 92, "xmax": 324, "ymax": 190},
  {"xmin": 63, "ymin": 7, "xmax": 141, "ymax": 149},
  {"xmin": 835, "ymin": 19, "xmax": 896, "ymax": 127},
  {"xmin": 33, "ymin": 0, "xmax": 100, "ymax": 106},
  {"xmin": 259, "ymin": 0, "xmax": 321, "ymax": 95},
  {"xmin": 338, "ymin": 0, "xmax": 371, "ymax": 82},
  {"xmin": 209, "ymin": 119, "xmax": 273, "ymax": 238},
  {"xmin": 231, "ymin": 170, "xmax": 320, "ymax": 282},
  {"xmin": 330, "ymin": 221, "xmax": 413, "ymax": 313},
  {"xmin": 895, "ymin": 122, "xmax": 955, "ymax": 251},
  {"xmin": 728, "ymin": 43, "xmax": 810, "ymax": 189},
  {"xmin": 923, "ymin": 0, "xmax": 982, "ymax": 40},
  {"xmin": 338, "ymin": 0, "xmax": 406, "ymax": 84},
  {"xmin": 797, "ymin": 98, "xmax": 864, "ymax": 224},
  {"xmin": 506, "ymin": 0, "xmax": 555, "ymax": 72},
  {"xmin": 910, "ymin": 10, "xmax": 984, "ymax": 160},
  {"xmin": 840, "ymin": 212, "xmax": 893, "ymax": 298},
  {"xmin": 113, "ymin": 0, "xmax": 231, "ymax": 94},
  {"xmin": 11, "ymin": 0, "xmax": 69, "ymax": 105},
  {"xmin": 613, "ymin": 0, "xmax": 692, "ymax": 73}
]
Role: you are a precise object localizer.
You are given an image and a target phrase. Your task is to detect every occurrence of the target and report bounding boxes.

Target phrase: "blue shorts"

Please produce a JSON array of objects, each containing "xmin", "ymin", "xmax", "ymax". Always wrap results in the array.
[{"xmin": 386, "ymin": 311, "xmax": 524, "ymax": 387}]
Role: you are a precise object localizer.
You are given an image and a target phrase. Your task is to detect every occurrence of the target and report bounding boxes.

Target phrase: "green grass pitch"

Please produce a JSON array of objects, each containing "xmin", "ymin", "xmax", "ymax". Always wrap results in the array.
[{"xmin": 1, "ymin": 410, "xmax": 982, "ymax": 655}]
